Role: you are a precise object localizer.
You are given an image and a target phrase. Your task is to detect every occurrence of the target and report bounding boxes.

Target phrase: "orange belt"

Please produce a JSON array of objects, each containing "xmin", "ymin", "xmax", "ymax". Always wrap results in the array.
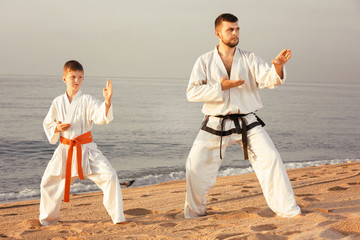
[{"xmin": 60, "ymin": 131, "xmax": 93, "ymax": 202}]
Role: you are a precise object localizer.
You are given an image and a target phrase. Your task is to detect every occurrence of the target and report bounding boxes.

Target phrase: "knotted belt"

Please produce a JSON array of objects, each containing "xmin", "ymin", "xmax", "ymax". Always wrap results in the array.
[
  {"xmin": 201, "ymin": 113, "xmax": 265, "ymax": 160},
  {"xmin": 60, "ymin": 131, "xmax": 93, "ymax": 202}
]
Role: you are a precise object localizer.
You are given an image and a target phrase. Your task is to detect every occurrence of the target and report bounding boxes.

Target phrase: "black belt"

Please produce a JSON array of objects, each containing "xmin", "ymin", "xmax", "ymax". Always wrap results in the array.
[{"xmin": 200, "ymin": 113, "xmax": 265, "ymax": 160}]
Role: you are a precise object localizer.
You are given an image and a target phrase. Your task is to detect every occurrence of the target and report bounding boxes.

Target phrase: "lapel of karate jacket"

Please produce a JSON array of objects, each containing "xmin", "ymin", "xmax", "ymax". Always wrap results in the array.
[{"xmin": 64, "ymin": 90, "xmax": 83, "ymax": 125}]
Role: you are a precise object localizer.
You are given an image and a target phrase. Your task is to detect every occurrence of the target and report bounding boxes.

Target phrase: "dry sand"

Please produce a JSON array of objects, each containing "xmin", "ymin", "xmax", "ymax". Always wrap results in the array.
[{"xmin": 1, "ymin": 161, "xmax": 360, "ymax": 240}]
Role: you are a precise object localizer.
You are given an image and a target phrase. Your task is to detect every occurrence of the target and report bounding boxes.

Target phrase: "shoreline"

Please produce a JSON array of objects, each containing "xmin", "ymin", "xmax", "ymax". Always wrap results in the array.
[
  {"xmin": 1, "ymin": 161, "xmax": 360, "ymax": 239},
  {"xmin": 2, "ymin": 158, "xmax": 358, "ymax": 205}
]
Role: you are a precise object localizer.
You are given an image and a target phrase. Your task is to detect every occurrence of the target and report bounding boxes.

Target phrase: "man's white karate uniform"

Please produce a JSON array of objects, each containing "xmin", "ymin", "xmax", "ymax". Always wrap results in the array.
[
  {"xmin": 40, "ymin": 90, "xmax": 126, "ymax": 226},
  {"xmin": 184, "ymin": 47, "xmax": 301, "ymax": 218}
]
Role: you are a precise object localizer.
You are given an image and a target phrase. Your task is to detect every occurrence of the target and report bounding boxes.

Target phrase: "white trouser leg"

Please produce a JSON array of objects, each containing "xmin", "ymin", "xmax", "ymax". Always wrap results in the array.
[
  {"xmin": 39, "ymin": 175, "xmax": 76, "ymax": 226},
  {"xmin": 184, "ymin": 131, "xmax": 223, "ymax": 218},
  {"xmin": 244, "ymin": 127, "xmax": 301, "ymax": 217},
  {"xmin": 87, "ymin": 170, "xmax": 126, "ymax": 224}
]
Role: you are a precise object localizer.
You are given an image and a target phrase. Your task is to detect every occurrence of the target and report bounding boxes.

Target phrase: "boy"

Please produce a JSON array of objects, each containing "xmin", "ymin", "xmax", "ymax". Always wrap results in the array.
[{"xmin": 40, "ymin": 60, "xmax": 126, "ymax": 226}]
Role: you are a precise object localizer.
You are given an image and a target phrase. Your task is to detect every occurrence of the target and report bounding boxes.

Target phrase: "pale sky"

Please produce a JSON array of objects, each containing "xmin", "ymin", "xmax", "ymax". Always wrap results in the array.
[{"xmin": 0, "ymin": 0, "xmax": 359, "ymax": 83}]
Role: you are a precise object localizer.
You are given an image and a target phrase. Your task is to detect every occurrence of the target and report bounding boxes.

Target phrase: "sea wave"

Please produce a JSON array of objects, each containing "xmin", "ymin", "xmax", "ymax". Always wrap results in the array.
[{"xmin": 1, "ymin": 158, "xmax": 358, "ymax": 204}]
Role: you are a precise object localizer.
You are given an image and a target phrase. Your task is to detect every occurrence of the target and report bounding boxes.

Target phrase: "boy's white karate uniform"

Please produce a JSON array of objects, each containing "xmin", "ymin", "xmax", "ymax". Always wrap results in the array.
[
  {"xmin": 184, "ymin": 47, "xmax": 301, "ymax": 218},
  {"xmin": 40, "ymin": 90, "xmax": 126, "ymax": 226}
]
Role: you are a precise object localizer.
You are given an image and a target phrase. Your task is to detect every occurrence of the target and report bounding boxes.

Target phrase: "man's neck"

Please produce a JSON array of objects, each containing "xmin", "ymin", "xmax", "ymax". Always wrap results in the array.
[{"xmin": 217, "ymin": 44, "xmax": 236, "ymax": 58}]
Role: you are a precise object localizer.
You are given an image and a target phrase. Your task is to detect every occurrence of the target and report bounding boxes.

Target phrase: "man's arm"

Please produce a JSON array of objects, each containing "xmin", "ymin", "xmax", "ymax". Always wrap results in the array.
[
  {"xmin": 272, "ymin": 49, "xmax": 292, "ymax": 79},
  {"xmin": 186, "ymin": 58, "xmax": 225, "ymax": 102}
]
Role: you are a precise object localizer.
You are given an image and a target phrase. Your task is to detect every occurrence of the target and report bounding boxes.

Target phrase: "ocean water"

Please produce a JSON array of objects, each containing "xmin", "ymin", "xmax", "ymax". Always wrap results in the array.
[{"xmin": 0, "ymin": 76, "xmax": 359, "ymax": 203}]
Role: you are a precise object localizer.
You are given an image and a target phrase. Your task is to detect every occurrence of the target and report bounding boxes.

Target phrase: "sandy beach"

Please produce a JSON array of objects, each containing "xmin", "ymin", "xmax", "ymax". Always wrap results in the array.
[{"xmin": 1, "ymin": 161, "xmax": 360, "ymax": 240}]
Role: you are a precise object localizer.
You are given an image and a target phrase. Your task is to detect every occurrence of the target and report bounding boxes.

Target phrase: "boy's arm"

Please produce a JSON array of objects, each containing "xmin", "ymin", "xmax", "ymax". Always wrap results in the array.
[
  {"xmin": 103, "ymin": 79, "xmax": 112, "ymax": 117},
  {"xmin": 43, "ymin": 101, "xmax": 61, "ymax": 144},
  {"xmin": 89, "ymin": 79, "xmax": 114, "ymax": 125}
]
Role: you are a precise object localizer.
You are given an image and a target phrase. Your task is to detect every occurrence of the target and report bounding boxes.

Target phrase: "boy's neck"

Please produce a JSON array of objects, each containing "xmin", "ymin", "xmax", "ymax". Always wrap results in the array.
[{"xmin": 66, "ymin": 89, "xmax": 79, "ymax": 103}]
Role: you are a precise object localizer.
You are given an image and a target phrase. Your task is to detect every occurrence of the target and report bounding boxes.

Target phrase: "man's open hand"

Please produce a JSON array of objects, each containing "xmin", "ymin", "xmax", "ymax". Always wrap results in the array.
[
  {"xmin": 272, "ymin": 49, "xmax": 292, "ymax": 66},
  {"xmin": 221, "ymin": 76, "xmax": 245, "ymax": 90}
]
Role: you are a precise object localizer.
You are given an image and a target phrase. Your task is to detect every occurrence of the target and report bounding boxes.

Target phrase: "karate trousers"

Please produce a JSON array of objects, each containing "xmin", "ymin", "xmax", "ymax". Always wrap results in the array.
[
  {"xmin": 39, "ymin": 162, "xmax": 126, "ymax": 226},
  {"xmin": 184, "ymin": 114, "xmax": 301, "ymax": 218}
]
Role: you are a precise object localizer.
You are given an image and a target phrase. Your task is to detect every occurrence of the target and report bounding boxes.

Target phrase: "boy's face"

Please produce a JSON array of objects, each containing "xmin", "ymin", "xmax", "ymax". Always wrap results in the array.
[{"xmin": 63, "ymin": 70, "xmax": 84, "ymax": 93}]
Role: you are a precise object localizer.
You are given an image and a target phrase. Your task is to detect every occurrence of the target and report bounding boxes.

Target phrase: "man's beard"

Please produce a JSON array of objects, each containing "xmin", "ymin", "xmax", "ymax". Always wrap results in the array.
[{"xmin": 222, "ymin": 38, "xmax": 239, "ymax": 48}]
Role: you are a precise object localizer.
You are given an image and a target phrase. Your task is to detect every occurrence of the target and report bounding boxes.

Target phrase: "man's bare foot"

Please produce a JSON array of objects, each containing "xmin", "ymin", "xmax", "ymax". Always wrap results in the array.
[{"xmin": 116, "ymin": 221, "xmax": 128, "ymax": 225}]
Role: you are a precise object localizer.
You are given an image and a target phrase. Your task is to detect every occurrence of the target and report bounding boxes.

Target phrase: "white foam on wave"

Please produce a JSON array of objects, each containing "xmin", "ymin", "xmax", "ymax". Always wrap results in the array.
[
  {"xmin": 0, "ymin": 188, "xmax": 40, "ymax": 203},
  {"xmin": 1, "ymin": 158, "xmax": 358, "ymax": 204}
]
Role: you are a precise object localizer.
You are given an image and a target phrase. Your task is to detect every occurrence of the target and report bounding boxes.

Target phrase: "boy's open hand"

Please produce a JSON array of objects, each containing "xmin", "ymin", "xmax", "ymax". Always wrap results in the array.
[
  {"xmin": 103, "ymin": 79, "xmax": 113, "ymax": 104},
  {"xmin": 55, "ymin": 121, "xmax": 71, "ymax": 133}
]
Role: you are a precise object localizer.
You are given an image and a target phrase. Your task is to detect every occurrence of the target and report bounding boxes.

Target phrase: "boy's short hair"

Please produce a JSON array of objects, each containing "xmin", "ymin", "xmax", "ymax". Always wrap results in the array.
[
  {"xmin": 215, "ymin": 13, "xmax": 238, "ymax": 30},
  {"xmin": 63, "ymin": 60, "xmax": 84, "ymax": 74}
]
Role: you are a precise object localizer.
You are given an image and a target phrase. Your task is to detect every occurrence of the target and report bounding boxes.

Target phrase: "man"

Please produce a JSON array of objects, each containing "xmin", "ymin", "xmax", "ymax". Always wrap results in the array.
[{"xmin": 184, "ymin": 13, "xmax": 301, "ymax": 218}]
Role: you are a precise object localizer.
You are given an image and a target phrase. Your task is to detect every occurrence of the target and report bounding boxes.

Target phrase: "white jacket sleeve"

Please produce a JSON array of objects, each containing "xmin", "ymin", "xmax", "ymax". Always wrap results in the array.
[
  {"xmin": 89, "ymin": 96, "xmax": 113, "ymax": 125},
  {"xmin": 186, "ymin": 57, "xmax": 223, "ymax": 102},
  {"xmin": 43, "ymin": 101, "xmax": 60, "ymax": 144},
  {"xmin": 249, "ymin": 53, "xmax": 286, "ymax": 89}
]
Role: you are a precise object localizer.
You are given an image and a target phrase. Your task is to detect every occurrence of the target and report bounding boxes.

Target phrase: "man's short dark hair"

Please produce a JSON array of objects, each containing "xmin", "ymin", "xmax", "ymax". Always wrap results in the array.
[
  {"xmin": 215, "ymin": 13, "xmax": 238, "ymax": 30},
  {"xmin": 63, "ymin": 60, "xmax": 84, "ymax": 74}
]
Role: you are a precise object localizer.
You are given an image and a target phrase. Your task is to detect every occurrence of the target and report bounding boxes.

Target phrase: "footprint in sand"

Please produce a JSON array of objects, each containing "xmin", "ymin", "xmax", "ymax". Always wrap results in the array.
[
  {"xmin": 20, "ymin": 219, "xmax": 41, "ymax": 230},
  {"xmin": 219, "ymin": 211, "xmax": 250, "ymax": 220},
  {"xmin": 248, "ymin": 233, "xmax": 287, "ymax": 240},
  {"xmin": 74, "ymin": 203, "xmax": 92, "ymax": 207},
  {"xmin": 296, "ymin": 193, "xmax": 314, "ymax": 197},
  {"xmin": 328, "ymin": 186, "xmax": 349, "ymax": 191},
  {"xmin": 216, "ymin": 233, "xmax": 245, "ymax": 239},
  {"xmin": 162, "ymin": 211, "xmax": 183, "ymax": 220},
  {"xmin": 140, "ymin": 194, "xmax": 151, "ymax": 197},
  {"xmin": 312, "ymin": 208, "xmax": 333, "ymax": 213},
  {"xmin": 209, "ymin": 193, "xmax": 221, "ymax": 196},
  {"xmin": 317, "ymin": 220, "xmax": 336, "ymax": 227},
  {"xmin": 171, "ymin": 190, "xmax": 184, "ymax": 193},
  {"xmin": 250, "ymin": 224, "xmax": 277, "ymax": 232},
  {"xmin": 243, "ymin": 186, "xmax": 255, "ymax": 189},
  {"xmin": 256, "ymin": 208, "xmax": 276, "ymax": 218},
  {"xmin": 159, "ymin": 222, "xmax": 177, "ymax": 228},
  {"xmin": 241, "ymin": 190, "xmax": 249, "ymax": 193},
  {"xmin": 241, "ymin": 207, "xmax": 260, "ymax": 214},
  {"xmin": 2, "ymin": 213, "xmax": 18, "ymax": 217},
  {"xmin": 309, "ymin": 175, "xmax": 320, "ymax": 178},
  {"xmin": 124, "ymin": 208, "xmax": 154, "ymax": 216},
  {"xmin": 347, "ymin": 182, "xmax": 360, "ymax": 186},
  {"xmin": 302, "ymin": 197, "xmax": 320, "ymax": 202},
  {"xmin": 282, "ymin": 230, "xmax": 302, "ymax": 236}
]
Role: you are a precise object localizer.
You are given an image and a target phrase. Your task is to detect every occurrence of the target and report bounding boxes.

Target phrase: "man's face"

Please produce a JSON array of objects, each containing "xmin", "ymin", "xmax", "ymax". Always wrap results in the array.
[
  {"xmin": 216, "ymin": 21, "xmax": 240, "ymax": 48},
  {"xmin": 63, "ymin": 70, "xmax": 84, "ymax": 93}
]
